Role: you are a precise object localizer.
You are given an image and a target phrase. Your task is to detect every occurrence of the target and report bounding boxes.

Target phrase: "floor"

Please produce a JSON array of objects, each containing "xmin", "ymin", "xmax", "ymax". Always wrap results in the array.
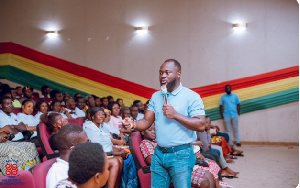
[{"xmin": 222, "ymin": 145, "xmax": 299, "ymax": 188}]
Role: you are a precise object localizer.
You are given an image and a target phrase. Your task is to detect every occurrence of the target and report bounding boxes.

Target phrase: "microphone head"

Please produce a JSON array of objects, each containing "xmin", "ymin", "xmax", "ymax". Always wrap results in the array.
[{"xmin": 161, "ymin": 85, "xmax": 167, "ymax": 94}]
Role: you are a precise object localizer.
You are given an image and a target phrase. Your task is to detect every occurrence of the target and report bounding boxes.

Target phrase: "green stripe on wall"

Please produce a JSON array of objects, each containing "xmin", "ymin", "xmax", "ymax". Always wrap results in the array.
[
  {"xmin": 0, "ymin": 66, "xmax": 89, "ymax": 97},
  {"xmin": 206, "ymin": 87, "xmax": 299, "ymax": 121}
]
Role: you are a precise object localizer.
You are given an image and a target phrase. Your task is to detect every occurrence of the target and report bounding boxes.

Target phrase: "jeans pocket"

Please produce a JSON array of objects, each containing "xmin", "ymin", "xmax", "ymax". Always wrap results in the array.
[{"xmin": 175, "ymin": 149, "xmax": 190, "ymax": 159}]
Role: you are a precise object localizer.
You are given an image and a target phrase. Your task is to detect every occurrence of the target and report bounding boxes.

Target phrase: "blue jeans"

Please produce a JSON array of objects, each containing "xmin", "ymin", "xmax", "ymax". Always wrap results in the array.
[
  {"xmin": 150, "ymin": 145, "xmax": 195, "ymax": 188},
  {"xmin": 224, "ymin": 115, "xmax": 240, "ymax": 144}
]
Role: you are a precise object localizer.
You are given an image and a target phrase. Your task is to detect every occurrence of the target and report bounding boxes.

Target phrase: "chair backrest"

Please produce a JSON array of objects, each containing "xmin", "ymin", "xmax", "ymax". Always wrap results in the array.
[
  {"xmin": 66, "ymin": 118, "xmax": 77, "ymax": 125},
  {"xmin": 76, "ymin": 117, "xmax": 85, "ymax": 127},
  {"xmin": 0, "ymin": 170, "xmax": 36, "ymax": 188},
  {"xmin": 129, "ymin": 132, "xmax": 148, "ymax": 169},
  {"xmin": 32, "ymin": 157, "xmax": 57, "ymax": 188},
  {"xmin": 37, "ymin": 122, "xmax": 58, "ymax": 160},
  {"xmin": 12, "ymin": 108, "xmax": 22, "ymax": 115}
]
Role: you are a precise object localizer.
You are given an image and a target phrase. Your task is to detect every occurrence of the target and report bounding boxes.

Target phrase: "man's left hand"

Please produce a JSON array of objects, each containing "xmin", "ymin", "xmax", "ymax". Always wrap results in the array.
[{"xmin": 162, "ymin": 104, "xmax": 177, "ymax": 119}]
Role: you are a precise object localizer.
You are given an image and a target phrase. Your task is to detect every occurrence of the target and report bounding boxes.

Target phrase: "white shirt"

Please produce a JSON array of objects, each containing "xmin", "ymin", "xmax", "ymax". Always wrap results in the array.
[
  {"xmin": 0, "ymin": 110, "xmax": 24, "ymax": 141},
  {"xmin": 65, "ymin": 108, "xmax": 78, "ymax": 118},
  {"xmin": 136, "ymin": 113, "xmax": 144, "ymax": 121},
  {"xmin": 34, "ymin": 112, "xmax": 44, "ymax": 123},
  {"xmin": 17, "ymin": 113, "xmax": 39, "ymax": 138},
  {"xmin": 48, "ymin": 111, "xmax": 68, "ymax": 119},
  {"xmin": 46, "ymin": 158, "xmax": 69, "ymax": 188},
  {"xmin": 83, "ymin": 121, "xmax": 119, "ymax": 152},
  {"xmin": 75, "ymin": 107, "xmax": 86, "ymax": 117}
]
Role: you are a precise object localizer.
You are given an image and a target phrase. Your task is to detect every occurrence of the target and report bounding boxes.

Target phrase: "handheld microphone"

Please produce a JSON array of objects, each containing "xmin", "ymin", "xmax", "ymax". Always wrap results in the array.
[{"xmin": 161, "ymin": 85, "xmax": 168, "ymax": 104}]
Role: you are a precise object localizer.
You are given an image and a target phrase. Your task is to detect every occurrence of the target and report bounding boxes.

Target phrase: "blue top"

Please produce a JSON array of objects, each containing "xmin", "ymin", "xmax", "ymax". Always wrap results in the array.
[
  {"xmin": 147, "ymin": 83, "xmax": 205, "ymax": 147},
  {"xmin": 219, "ymin": 92, "xmax": 240, "ymax": 118}
]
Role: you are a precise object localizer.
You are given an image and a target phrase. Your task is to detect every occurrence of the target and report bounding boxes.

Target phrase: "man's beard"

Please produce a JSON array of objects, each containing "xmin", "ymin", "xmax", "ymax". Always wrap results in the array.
[{"xmin": 166, "ymin": 78, "xmax": 177, "ymax": 90}]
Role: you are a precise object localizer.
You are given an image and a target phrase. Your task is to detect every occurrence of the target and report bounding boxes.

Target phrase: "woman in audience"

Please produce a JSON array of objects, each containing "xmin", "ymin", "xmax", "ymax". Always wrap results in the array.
[
  {"xmin": 55, "ymin": 143, "xmax": 109, "ymax": 188},
  {"xmin": 108, "ymin": 102, "xmax": 122, "ymax": 130},
  {"xmin": 19, "ymin": 86, "xmax": 39, "ymax": 104},
  {"xmin": 50, "ymin": 100, "xmax": 72, "ymax": 119},
  {"xmin": 34, "ymin": 100, "xmax": 50, "ymax": 122},
  {"xmin": 41, "ymin": 85, "xmax": 51, "ymax": 99},
  {"xmin": 83, "ymin": 107, "xmax": 138, "ymax": 188},
  {"xmin": 139, "ymin": 123, "xmax": 229, "ymax": 188}
]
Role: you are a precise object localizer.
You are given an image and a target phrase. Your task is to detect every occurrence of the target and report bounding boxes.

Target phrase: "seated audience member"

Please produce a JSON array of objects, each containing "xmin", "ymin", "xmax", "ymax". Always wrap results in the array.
[
  {"xmin": 34, "ymin": 100, "xmax": 50, "ymax": 121},
  {"xmin": 104, "ymin": 109, "xmax": 111, "ymax": 123},
  {"xmin": 85, "ymin": 95, "xmax": 96, "ymax": 120},
  {"xmin": 49, "ymin": 100, "xmax": 72, "ymax": 119},
  {"xmin": 94, "ymin": 96, "xmax": 102, "ymax": 107},
  {"xmin": 107, "ymin": 96, "xmax": 114, "ymax": 103},
  {"xmin": 117, "ymin": 98, "xmax": 125, "ymax": 110},
  {"xmin": 144, "ymin": 100, "xmax": 150, "ymax": 112},
  {"xmin": 100, "ymin": 97, "xmax": 109, "ymax": 109},
  {"xmin": 19, "ymin": 86, "xmax": 39, "ymax": 104},
  {"xmin": 133, "ymin": 100, "xmax": 145, "ymax": 120},
  {"xmin": 197, "ymin": 117, "xmax": 239, "ymax": 178},
  {"xmin": 74, "ymin": 97, "xmax": 86, "ymax": 118},
  {"xmin": 2, "ymin": 91, "xmax": 21, "ymax": 108},
  {"xmin": 41, "ymin": 85, "xmax": 51, "ymax": 99},
  {"xmin": 15, "ymin": 86, "xmax": 23, "ymax": 99},
  {"xmin": 0, "ymin": 96, "xmax": 28, "ymax": 141},
  {"xmin": 130, "ymin": 105, "xmax": 139, "ymax": 121},
  {"xmin": 17, "ymin": 100, "xmax": 40, "ymax": 144},
  {"xmin": 140, "ymin": 124, "xmax": 227, "ymax": 188},
  {"xmin": 51, "ymin": 90, "xmax": 65, "ymax": 106},
  {"xmin": 64, "ymin": 92, "xmax": 71, "ymax": 99},
  {"xmin": 108, "ymin": 102, "xmax": 122, "ymax": 130},
  {"xmin": 46, "ymin": 124, "xmax": 122, "ymax": 188},
  {"xmin": 55, "ymin": 143, "xmax": 109, "ymax": 188},
  {"xmin": 83, "ymin": 107, "xmax": 138, "ymax": 188},
  {"xmin": 65, "ymin": 97, "xmax": 79, "ymax": 118},
  {"xmin": 73, "ymin": 93, "xmax": 81, "ymax": 101},
  {"xmin": 121, "ymin": 107, "xmax": 131, "ymax": 119}
]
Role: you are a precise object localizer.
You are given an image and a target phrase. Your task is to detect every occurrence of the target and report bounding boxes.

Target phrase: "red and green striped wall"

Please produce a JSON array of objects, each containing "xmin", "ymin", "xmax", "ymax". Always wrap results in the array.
[{"xmin": 0, "ymin": 42, "xmax": 298, "ymax": 120}]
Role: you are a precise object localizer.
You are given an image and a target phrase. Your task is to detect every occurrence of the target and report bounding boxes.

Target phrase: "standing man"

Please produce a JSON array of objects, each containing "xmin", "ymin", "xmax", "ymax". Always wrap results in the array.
[
  {"xmin": 123, "ymin": 59, "xmax": 206, "ymax": 188},
  {"xmin": 219, "ymin": 85, "xmax": 241, "ymax": 146}
]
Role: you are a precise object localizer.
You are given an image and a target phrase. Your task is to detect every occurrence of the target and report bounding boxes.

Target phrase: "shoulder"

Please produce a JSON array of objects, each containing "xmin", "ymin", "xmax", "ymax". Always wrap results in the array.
[{"xmin": 181, "ymin": 87, "xmax": 201, "ymax": 97}]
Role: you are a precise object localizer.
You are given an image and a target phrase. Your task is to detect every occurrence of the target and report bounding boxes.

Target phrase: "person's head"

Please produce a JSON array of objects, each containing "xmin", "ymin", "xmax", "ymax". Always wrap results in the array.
[
  {"xmin": 90, "ymin": 107, "xmax": 106, "ymax": 126},
  {"xmin": 133, "ymin": 100, "xmax": 144, "ymax": 113},
  {"xmin": 55, "ymin": 124, "xmax": 88, "ymax": 155},
  {"xmin": 41, "ymin": 112, "xmax": 68, "ymax": 133},
  {"xmin": 130, "ymin": 105, "xmax": 139, "ymax": 119},
  {"xmin": 95, "ymin": 97, "xmax": 101, "ymax": 107},
  {"xmin": 15, "ymin": 86, "xmax": 23, "ymax": 96},
  {"xmin": 68, "ymin": 143, "xmax": 109, "ymax": 188},
  {"xmin": 51, "ymin": 100, "xmax": 62, "ymax": 112},
  {"xmin": 141, "ymin": 123, "xmax": 156, "ymax": 141},
  {"xmin": 21, "ymin": 99, "xmax": 34, "ymax": 115},
  {"xmin": 107, "ymin": 102, "xmax": 121, "ymax": 117},
  {"xmin": 34, "ymin": 100, "xmax": 49, "ymax": 114},
  {"xmin": 55, "ymin": 92, "xmax": 64, "ymax": 102},
  {"xmin": 22, "ymin": 86, "xmax": 33, "ymax": 98},
  {"xmin": 0, "ymin": 96, "xmax": 13, "ymax": 115},
  {"xmin": 159, "ymin": 59, "xmax": 181, "ymax": 92},
  {"xmin": 74, "ymin": 93, "xmax": 81, "ymax": 99},
  {"xmin": 3, "ymin": 92, "xmax": 14, "ymax": 100},
  {"xmin": 66, "ymin": 97, "xmax": 76, "ymax": 110},
  {"xmin": 75, "ymin": 97, "xmax": 85, "ymax": 110},
  {"xmin": 121, "ymin": 108, "xmax": 131, "ymax": 119},
  {"xmin": 116, "ymin": 98, "xmax": 124, "ymax": 107},
  {"xmin": 205, "ymin": 116, "xmax": 211, "ymax": 131},
  {"xmin": 86, "ymin": 96, "xmax": 96, "ymax": 108},
  {"xmin": 107, "ymin": 96, "xmax": 114, "ymax": 103},
  {"xmin": 100, "ymin": 97, "xmax": 109, "ymax": 108},
  {"xmin": 41, "ymin": 85, "xmax": 51, "ymax": 96},
  {"xmin": 104, "ymin": 109, "xmax": 111, "ymax": 123},
  {"xmin": 225, "ymin": 85, "xmax": 232, "ymax": 95}
]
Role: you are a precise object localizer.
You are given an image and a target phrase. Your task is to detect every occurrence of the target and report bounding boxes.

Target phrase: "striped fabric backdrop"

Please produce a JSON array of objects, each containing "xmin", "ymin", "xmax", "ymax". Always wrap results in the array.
[{"xmin": 0, "ymin": 42, "xmax": 298, "ymax": 120}]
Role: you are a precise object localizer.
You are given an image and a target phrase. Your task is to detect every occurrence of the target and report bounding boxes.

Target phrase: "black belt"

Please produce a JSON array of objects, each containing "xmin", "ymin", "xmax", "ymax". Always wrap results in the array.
[{"xmin": 157, "ymin": 144, "xmax": 190, "ymax": 153}]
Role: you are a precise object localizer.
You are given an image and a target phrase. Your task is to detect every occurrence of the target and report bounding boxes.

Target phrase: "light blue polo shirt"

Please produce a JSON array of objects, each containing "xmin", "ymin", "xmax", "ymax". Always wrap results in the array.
[
  {"xmin": 148, "ymin": 83, "xmax": 205, "ymax": 147},
  {"xmin": 219, "ymin": 92, "xmax": 240, "ymax": 118}
]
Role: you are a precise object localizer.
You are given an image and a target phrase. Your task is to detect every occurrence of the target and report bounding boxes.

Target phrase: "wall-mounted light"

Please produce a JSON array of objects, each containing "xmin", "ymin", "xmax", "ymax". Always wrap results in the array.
[
  {"xmin": 46, "ymin": 30, "xmax": 58, "ymax": 37},
  {"xmin": 232, "ymin": 23, "xmax": 247, "ymax": 32},
  {"xmin": 135, "ymin": 26, "xmax": 149, "ymax": 34}
]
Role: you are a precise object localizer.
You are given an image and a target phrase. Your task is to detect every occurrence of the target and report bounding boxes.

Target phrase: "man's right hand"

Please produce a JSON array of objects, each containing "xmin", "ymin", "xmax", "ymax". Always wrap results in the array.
[{"xmin": 16, "ymin": 122, "xmax": 27, "ymax": 132}]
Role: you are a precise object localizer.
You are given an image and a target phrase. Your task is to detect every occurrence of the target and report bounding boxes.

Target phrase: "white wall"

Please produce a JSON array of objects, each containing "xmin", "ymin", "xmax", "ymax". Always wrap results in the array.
[{"xmin": 0, "ymin": 0, "xmax": 298, "ymax": 143}]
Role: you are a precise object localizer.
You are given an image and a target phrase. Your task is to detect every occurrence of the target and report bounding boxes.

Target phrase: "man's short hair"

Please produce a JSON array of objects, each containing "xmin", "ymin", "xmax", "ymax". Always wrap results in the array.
[
  {"xmin": 225, "ymin": 84, "xmax": 231, "ymax": 89},
  {"xmin": 55, "ymin": 124, "xmax": 84, "ymax": 152},
  {"xmin": 164, "ymin": 59, "xmax": 181, "ymax": 71},
  {"xmin": 68, "ymin": 142, "xmax": 106, "ymax": 184},
  {"xmin": 90, "ymin": 107, "xmax": 106, "ymax": 118},
  {"xmin": 0, "ymin": 96, "xmax": 11, "ymax": 104}
]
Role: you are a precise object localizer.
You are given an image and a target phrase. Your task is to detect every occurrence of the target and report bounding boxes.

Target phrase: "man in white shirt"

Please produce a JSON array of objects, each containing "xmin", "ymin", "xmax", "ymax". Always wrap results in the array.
[
  {"xmin": 74, "ymin": 97, "xmax": 86, "ymax": 117},
  {"xmin": 65, "ymin": 97, "xmax": 78, "ymax": 118},
  {"xmin": 46, "ymin": 124, "xmax": 89, "ymax": 188},
  {"xmin": 0, "ymin": 96, "xmax": 27, "ymax": 141}
]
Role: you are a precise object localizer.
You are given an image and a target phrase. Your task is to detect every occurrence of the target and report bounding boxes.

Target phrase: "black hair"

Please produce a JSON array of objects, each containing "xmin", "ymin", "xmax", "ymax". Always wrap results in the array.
[
  {"xmin": 100, "ymin": 97, "xmax": 108, "ymax": 102},
  {"xmin": 75, "ymin": 96, "xmax": 84, "ymax": 103},
  {"xmin": 40, "ymin": 112, "xmax": 61, "ymax": 133},
  {"xmin": 34, "ymin": 100, "xmax": 49, "ymax": 114},
  {"xmin": 133, "ymin": 100, "xmax": 142, "ymax": 107},
  {"xmin": 68, "ymin": 142, "xmax": 106, "ymax": 184},
  {"xmin": 164, "ymin": 59, "xmax": 181, "ymax": 71},
  {"xmin": 107, "ymin": 101, "xmax": 120, "ymax": 112},
  {"xmin": 225, "ymin": 84, "xmax": 231, "ymax": 89},
  {"xmin": 107, "ymin": 95, "xmax": 114, "ymax": 101},
  {"xmin": 41, "ymin": 85, "xmax": 50, "ymax": 94},
  {"xmin": 22, "ymin": 86, "xmax": 33, "ymax": 93},
  {"xmin": 55, "ymin": 124, "xmax": 84, "ymax": 152},
  {"xmin": 50, "ymin": 89, "xmax": 61, "ymax": 99},
  {"xmin": 50, "ymin": 99, "xmax": 61, "ymax": 107},
  {"xmin": 90, "ymin": 107, "xmax": 106, "ymax": 118},
  {"xmin": 21, "ymin": 99, "xmax": 34, "ymax": 111},
  {"xmin": 0, "ymin": 96, "xmax": 11, "ymax": 104}
]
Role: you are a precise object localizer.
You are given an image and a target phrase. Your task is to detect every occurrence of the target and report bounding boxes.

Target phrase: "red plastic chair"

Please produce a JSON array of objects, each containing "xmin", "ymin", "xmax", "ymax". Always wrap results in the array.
[
  {"xmin": 32, "ymin": 157, "xmax": 57, "ymax": 188},
  {"xmin": 11, "ymin": 108, "xmax": 22, "ymax": 115},
  {"xmin": 0, "ymin": 170, "xmax": 36, "ymax": 188},
  {"xmin": 37, "ymin": 122, "xmax": 58, "ymax": 160},
  {"xmin": 66, "ymin": 118, "xmax": 77, "ymax": 125},
  {"xmin": 76, "ymin": 117, "xmax": 85, "ymax": 127},
  {"xmin": 129, "ymin": 132, "xmax": 151, "ymax": 188}
]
